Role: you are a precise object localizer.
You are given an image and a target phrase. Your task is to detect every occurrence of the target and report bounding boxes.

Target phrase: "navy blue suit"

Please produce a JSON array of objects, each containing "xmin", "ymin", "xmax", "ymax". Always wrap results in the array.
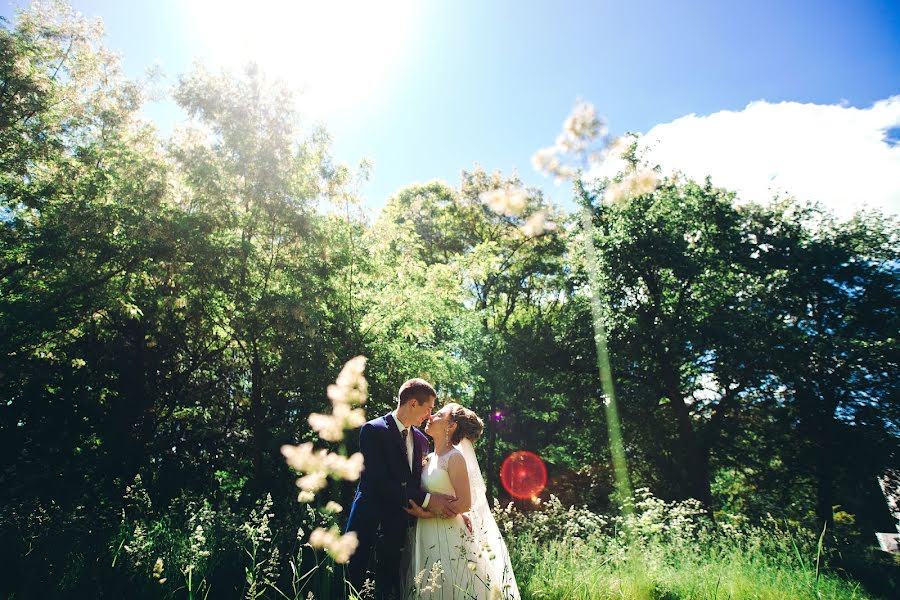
[{"xmin": 345, "ymin": 413, "xmax": 429, "ymax": 598}]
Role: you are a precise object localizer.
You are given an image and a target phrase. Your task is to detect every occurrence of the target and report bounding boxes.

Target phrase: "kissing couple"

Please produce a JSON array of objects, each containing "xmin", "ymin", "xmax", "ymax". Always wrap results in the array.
[{"xmin": 344, "ymin": 378, "xmax": 519, "ymax": 599}]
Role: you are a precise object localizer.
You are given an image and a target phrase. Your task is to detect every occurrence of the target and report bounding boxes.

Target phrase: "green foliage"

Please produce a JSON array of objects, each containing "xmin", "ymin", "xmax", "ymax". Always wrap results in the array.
[
  {"xmin": 504, "ymin": 490, "xmax": 896, "ymax": 599},
  {"xmin": 1, "ymin": 2, "xmax": 897, "ymax": 597}
]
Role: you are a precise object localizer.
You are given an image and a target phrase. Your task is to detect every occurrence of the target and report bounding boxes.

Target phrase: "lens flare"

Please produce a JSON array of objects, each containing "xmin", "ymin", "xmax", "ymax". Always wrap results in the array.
[{"xmin": 500, "ymin": 451, "xmax": 547, "ymax": 499}]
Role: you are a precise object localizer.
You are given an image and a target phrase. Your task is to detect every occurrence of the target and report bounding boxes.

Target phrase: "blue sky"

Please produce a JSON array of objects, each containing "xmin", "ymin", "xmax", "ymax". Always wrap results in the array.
[{"xmin": 3, "ymin": 0, "xmax": 899, "ymax": 215}]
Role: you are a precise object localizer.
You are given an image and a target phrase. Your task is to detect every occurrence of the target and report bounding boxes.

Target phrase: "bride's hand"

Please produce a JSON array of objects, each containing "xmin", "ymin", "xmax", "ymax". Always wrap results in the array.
[{"xmin": 404, "ymin": 500, "xmax": 433, "ymax": 519}]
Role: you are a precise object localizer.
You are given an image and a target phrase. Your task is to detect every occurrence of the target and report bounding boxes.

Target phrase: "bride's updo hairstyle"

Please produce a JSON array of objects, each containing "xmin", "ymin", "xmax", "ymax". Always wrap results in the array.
[{"xmin": 445, "ymin": 403, "xmax": 484, "ymax": 445}]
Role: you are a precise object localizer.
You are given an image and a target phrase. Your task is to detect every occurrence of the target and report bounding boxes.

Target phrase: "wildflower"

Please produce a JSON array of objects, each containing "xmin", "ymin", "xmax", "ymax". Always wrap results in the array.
[
  {"xmin": 297, "ymin": 471, "xmax": 328, "ymax": 493},
  {"xmin": 531, "ymin": 147, "xmax": 560, "ymax": 176},
  {"xmin": 327, "ymin": 355, "xmax": 368, "ymax": 406},
  {"xmin": 282, "ymin": 445, "xmax": 363, "ymax": 483},
  {"xmin": 308, "ymin": 527, "xmax": 359, "ymax": 564},
  {"xmin": 310, "ymin": 402, "xmax": 366, "ymax": 441},
  {"xmin": 480, "ymin": 187, "xmax": 528, "ymax": 216},
  {"xmin": 304, "ymin": 356, "xmax": 368, "ymax": 441},
  {"xmin": 562, "ymin": 100, "xmax": 606, "ymax": 147},
  {"xmin": 283, "ymin": 356, "xmax": 368, "ymax": 560},
  {"xmin": 323, "ymin": 451, "xmax": 364, "ymax": 481},
  {"xmin": 359, "ymin": 578, "xmax": 376, "ymax": 599},
  {"xmin": 605, "ymin": 169, "xmax": 659, "ymax": 204},
  {"xmin": 629, "ymin": 169, "xmax": 659, "ymax": 197},
  {"xmin": 521, "ymin": 210, "xmax": 557, "ymax": 237},
  {"xmin": 308, "ymin": 412, "xmax": 344, "ymax": 442},
  {"xmin": 281, "ymin": 442, "xmax": 321, "ymax": 472},
  {"xmin": 420, "ymin": 560, "xmax": 443, "ymax": 593},
  {"xmin": 152, "ymin": 557, "xmax": 163, "ymax": 579}
]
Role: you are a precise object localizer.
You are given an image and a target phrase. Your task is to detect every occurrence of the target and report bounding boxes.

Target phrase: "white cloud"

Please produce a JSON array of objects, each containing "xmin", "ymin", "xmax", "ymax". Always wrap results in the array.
[{"xmin": 601, "ymin": 97, "xmax": 900, "ymax": 219}]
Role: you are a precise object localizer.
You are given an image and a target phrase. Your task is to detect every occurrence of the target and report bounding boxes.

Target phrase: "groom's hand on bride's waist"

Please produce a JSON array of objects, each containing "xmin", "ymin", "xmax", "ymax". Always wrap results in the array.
[
  {"xmin": 426, "ymin": 493, "xmax": 458, "ymax": 518},
  {"xmin": 404, "ymin": 499, "xmax": 432, "ymax": 519}
]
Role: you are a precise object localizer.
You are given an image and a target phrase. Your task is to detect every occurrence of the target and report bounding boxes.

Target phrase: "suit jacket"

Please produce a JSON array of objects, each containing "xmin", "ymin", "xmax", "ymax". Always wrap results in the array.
[{"xmin": 345, "ymin": 413, "xmax": 429, "ymax": 538}]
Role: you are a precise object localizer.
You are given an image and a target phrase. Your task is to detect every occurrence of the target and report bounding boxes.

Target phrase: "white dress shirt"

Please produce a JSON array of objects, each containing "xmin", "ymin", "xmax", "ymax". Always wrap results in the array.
[{"xmin": 391, "ymin": 410, "xmax": 430, "ymax": 508}]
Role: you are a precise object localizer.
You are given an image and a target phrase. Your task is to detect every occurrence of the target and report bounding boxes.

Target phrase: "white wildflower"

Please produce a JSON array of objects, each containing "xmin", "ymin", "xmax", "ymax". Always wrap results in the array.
[
  {"xmin": 605, "ymin": 169, "xmax": 659, "ymax": 204},
  {"xmin": 323, "ymin": 451, "xmax": 364, "ymax": 481},
  {"xmin": 480, "ymin": 187, "xmax": 528, "ymax": 216},
  {"xmin": 564, "ymin": 101, "xmax": 605, "ymax": 144},
  {"xmin": 297, "ymin": 471, "xmax": 328, "ymax": 493},
  {"xmin": 325, "ymin": 501, "xmax": 343, "ymax": 514},
  {"xmin": 152, "ymin": 557, "xmax": 164, "ymax": 580},
  {"xmin": 521, "ymin": 210, "xmax": 557, "ymax": 237},
  {"xmin": 308, "ymin": 412, "xmax": 344, "ymax": 442},
  {"xmin": 308, "ymin": 527, "xmax": 358, "ymax": 564},
  {"xmin": 531, "ymin": 146, "xmax": 560, "ymax": 176},
  {"xmin": 630, "ymin": 169, "xmax": 659, "ymax": 197},
  {"xmin": 420, "ymin": 560, "xmax": 443, "ymax": 593},
  {"xmin": 281, "ymin": 442, "xmax": 322, "ymax": 473},
  {"xmin": 328, "ymin": 355, "xmax": 367, "ymax": 406},
  {"xmin": 548, "ymin": 100, "xmax": 607, "ymax": 158}
]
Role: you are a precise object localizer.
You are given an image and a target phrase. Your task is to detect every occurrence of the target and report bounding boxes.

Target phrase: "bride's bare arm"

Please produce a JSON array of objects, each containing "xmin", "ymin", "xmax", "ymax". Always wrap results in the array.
[{"xmin": 446, "ymin": 452, "xmax": 472, "ymax": 513}]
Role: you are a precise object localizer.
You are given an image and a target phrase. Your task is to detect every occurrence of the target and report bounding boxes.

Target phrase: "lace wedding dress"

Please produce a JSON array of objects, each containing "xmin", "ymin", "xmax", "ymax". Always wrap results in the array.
[{"xmin": 404, "ymin": 443, "xmax": 519, "ymax": 599}]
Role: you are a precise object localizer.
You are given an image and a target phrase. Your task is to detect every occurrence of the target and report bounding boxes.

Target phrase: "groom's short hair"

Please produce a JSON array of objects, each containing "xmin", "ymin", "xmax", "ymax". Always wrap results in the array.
[{"xmin": 397, "ymin": 378, "xmax": 436, "ymax": 406}]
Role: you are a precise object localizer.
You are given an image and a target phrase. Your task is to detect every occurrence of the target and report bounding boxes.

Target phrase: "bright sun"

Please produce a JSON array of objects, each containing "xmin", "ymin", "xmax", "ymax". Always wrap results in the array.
[{"xmin": 186, "ymin": 0, "xmax": 419, "ymax": 118}]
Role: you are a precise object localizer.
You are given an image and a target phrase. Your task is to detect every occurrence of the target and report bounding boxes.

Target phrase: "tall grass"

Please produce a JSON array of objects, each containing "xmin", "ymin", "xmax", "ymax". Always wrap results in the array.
[
  {"xmin": 4, "ymin": 481, "xmax": 893, "ymax": 598},
  {"xmin": 498, "ymin": 490, "xmax": 882, "ymax": 600}
]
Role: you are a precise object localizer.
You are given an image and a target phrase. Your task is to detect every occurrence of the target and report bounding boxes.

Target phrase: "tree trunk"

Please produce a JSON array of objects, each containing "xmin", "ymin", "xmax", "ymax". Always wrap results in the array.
[
  {"xmin": 249, "ymin": 348, "xmax": 268, "ymax": 492},
  {"xmin": 663, "ymin": 362, "xmax": 713, "ymax": 508},
  {"xmin": 109, "ymin": 317, "xmax": 155, "ymax": 492},
  {"xmin": 799, "ymin": 381, "xmax": 836, "ymax": 529}
]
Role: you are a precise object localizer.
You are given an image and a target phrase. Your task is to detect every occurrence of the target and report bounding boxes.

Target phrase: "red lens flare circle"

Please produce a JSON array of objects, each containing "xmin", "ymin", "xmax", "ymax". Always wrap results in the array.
[{"xmin": 500, "ymin": 451, "xmax": 547, "ymax": 499}]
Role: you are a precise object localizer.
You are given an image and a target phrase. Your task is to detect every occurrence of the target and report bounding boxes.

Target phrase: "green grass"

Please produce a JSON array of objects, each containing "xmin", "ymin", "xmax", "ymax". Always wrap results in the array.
[
  {"xmin": 494, "ymin": 492, "xmax": 884, "ymax": 600},
  {"xmin": 511, "ymin": 536, "xmax": 872, "ymax": 600}
]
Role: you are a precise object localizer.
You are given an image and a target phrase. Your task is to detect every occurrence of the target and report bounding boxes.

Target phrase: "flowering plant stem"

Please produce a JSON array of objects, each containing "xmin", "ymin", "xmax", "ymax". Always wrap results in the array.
[{"xmin": 575, "ymin": 178, "xmax": 633, "ymax": 517}]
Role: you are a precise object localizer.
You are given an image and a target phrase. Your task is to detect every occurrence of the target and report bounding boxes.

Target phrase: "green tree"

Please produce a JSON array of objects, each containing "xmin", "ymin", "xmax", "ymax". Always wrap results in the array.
[
  {"xmin": 580, "ymin": 175, "xmax": 782, "ymax": 508},
  {"xmin": 170, "ymin": 62, "xmax": 352, "ymax": 493},
  {"xmin": 758, "ymin": 204, "xmax": 899, "ymax": 528},
  {"xmin": 374, "ymin": 168, "xmax": 568, "ymax": 497}
]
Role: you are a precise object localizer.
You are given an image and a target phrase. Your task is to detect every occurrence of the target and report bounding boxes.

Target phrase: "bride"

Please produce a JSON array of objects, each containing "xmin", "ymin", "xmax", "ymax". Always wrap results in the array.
[{"xmin": 403, "ymin": 403, "xmax": 519, "ymax": 599}]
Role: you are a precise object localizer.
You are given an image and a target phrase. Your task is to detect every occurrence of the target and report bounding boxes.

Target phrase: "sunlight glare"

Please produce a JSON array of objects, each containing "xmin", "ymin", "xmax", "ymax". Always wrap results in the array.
[{"xmin": 186, "ymin": 0, "xmax": 418, "ymax": 118}]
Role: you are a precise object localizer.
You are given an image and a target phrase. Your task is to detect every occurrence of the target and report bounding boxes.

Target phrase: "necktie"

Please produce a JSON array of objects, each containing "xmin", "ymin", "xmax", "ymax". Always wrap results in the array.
[{"xmin": 401, "ymin": 428, "xmax": 411, "ymax": 469}]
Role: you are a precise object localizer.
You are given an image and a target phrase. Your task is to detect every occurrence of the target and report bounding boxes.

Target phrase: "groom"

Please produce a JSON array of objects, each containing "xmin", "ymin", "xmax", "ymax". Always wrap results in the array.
[{"xmin": 344, "ymin": 378, "xmax": 458, "ymax": 599}]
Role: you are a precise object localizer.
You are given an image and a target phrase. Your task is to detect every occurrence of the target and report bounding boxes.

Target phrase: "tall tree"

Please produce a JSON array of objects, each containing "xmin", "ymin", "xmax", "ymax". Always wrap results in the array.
[
  {"xmin": 582, "ymin": 176, "xmax": 776, "ymax": 508},
  {"xmin": 760, "ymin": 205, "xmax": 900, "ymax": 527},
  {"xmin": 170, "ymin": 62, "xmax": 348, "ymax": 492}
]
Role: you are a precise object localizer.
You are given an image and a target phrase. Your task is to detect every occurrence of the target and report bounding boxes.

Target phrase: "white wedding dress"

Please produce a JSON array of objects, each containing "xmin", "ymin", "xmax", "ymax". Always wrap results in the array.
[{"xmin": 404, "ymin": 442, "xmax": 519, "ymax": 599}]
